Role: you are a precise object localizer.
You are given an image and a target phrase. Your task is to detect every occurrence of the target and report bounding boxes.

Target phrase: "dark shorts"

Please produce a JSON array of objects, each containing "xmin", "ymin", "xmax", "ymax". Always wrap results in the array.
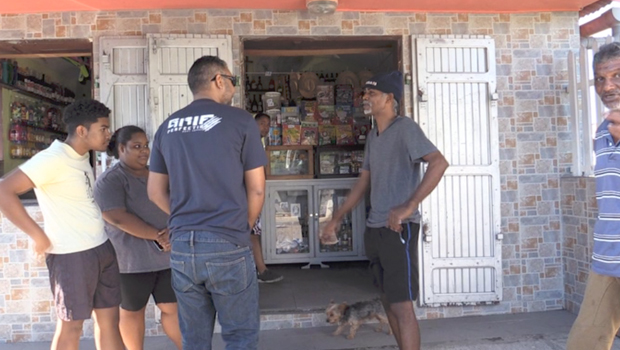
[
  {"xmin": 46, "ymin": 240, "xmax": 121, "ymax": 321},
  {"xmin": 364, "ymin": 223, "xmax": 420, "ymax": 304},
  {"xmin": 119, "ymin": 268, "xmax": 177, "ymax": 311}
]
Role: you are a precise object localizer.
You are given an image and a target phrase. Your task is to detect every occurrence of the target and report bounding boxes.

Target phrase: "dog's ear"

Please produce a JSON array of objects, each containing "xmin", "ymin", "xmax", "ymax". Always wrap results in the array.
[
  {"xmin": 329, "ymin": 299, "xmax": 335, "ymax": 304},
  {"xmin": 338, "ymin": 303, "xmax": 348, "ymax": 313}
]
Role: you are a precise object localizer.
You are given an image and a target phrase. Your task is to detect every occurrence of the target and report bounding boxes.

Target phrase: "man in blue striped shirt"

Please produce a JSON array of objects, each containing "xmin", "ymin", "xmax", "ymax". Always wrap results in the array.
[{"xmin": 567, "ymin": 42, "xmax": 620, "ymax": 350}]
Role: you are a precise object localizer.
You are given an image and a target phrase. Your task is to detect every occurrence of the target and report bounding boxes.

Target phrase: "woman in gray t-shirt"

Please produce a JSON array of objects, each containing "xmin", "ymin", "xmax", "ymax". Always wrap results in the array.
[{"xmin": 94, "ymin": 125, "xmax": 181, "ymax": 350}]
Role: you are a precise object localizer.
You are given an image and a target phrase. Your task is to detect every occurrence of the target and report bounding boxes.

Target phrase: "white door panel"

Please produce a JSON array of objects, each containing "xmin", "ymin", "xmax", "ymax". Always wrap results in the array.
[
  {"xmin": 99, "ymin": 37, "xmax": 149, "ymax": 171},
  {"xmin": 414, "ymin": 36, "xmax": 501, "ymax": 306},
  {"xmin": 147, "ymin": 34, "xmax": 232, "ymax": 137}
]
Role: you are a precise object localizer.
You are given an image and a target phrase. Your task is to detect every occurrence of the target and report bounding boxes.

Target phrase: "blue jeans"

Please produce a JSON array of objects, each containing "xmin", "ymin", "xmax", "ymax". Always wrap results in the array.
[{"xmin": 169, "ymin": 231, "xmax": 259, "ymax": 350}]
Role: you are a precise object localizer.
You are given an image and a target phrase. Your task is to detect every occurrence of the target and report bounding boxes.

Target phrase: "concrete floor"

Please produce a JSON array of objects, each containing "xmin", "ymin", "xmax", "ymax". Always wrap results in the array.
[
  {"xmin": 4, "ymin": 310, "xmax": 619, "ymax": 350},
  {"xmin": 2, "ymin": 262, "xmax": 619, "ymax": 349},
  {"xmin": 259, "ymin": 261, "xmax": 376, "ymax": 313}
]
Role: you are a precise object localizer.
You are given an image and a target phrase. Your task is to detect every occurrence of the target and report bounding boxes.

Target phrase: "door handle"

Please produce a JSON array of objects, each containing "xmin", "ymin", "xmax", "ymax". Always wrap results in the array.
[{"xmin": 422, "ymin": 221, "xmax": 432, "ymax": 242}]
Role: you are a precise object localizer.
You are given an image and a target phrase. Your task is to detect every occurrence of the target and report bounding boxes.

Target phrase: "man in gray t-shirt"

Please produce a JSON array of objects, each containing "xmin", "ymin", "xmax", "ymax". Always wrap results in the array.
[{"xmin": 321, "ymin": 71, "xmax": 448, "ymax": 350}]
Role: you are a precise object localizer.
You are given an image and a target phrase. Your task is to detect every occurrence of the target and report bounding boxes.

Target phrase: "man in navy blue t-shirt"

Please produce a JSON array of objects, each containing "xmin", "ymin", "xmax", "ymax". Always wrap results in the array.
[{"xmin": 148, "ymin": 56, "xmax": 266, "ymax": 350}]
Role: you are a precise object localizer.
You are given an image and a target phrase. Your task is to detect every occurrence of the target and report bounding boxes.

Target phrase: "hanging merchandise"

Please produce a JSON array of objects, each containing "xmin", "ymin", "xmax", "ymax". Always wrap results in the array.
[
  {"xmin": 299, "ymin": 72, "xmax": 319, "ymax": 99},
  {"xmin": 336, "ymin": 71, "xmax": 359, "ymax": 90}
]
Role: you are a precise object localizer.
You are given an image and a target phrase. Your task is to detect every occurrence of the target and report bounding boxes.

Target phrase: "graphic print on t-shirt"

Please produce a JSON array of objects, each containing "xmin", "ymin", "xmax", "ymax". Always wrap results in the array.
[
  {"xmin": 84, "ymin": 171, "xmax": 94, "ymax": 201},
  {"xmin": 166, "ymin": 114, "xmax": 222, "ymax": 134}
]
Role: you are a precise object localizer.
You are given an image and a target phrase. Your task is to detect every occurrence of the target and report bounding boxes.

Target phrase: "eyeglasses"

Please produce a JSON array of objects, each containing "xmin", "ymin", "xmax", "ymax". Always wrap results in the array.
[{"xmin": 211, "ymin": 74, "xmax": 238, "ymax": 87}]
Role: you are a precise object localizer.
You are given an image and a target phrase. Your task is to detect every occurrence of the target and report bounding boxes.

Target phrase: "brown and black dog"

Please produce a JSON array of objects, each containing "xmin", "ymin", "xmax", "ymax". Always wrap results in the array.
[{"xmin": 325, "ymin": 298, "xmax": 392, "ymax": 339}]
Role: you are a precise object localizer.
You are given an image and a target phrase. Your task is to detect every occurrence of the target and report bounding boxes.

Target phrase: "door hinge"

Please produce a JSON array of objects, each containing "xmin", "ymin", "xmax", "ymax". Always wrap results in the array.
[{"xmin": 152, "ymin": 39, "xmax": 158, "ymax": 54}]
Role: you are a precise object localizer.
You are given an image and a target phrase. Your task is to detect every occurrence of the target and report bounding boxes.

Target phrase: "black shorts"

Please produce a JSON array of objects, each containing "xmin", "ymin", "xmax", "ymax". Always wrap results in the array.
[
  {"xmin": 364, "ymin": 223, "xmax": 420, "ymax": 304},
  {"xmin": 119, "ymin": 269, "xmax": 177, "ymax": 311},
  {"xmin": 46, "ymin": 240, "xmax": 121, "ymax": 321}
]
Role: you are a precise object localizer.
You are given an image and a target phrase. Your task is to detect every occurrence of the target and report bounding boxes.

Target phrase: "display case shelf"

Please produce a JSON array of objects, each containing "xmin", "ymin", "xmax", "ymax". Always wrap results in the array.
[
  {"xmin": 265, "ymin": 145, "xmax": 314, "ymax": 180},
  {"xmin": 315, "ymin": 144, "xmax": 365, "ymax": 178},
  {"xmin": 0, "ymin": 82, "xmax": 70, "ymax": 107}
]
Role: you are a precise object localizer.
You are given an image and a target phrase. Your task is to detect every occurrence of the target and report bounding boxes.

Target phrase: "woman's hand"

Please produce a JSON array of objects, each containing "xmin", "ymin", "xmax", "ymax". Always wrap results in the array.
[{"xmin": 156, "ymin": 228, "xmax": 171, "ymax": 252}]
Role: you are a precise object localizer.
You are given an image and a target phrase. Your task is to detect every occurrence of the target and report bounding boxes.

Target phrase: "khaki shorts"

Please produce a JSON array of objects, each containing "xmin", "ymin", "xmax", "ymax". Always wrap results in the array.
[
  {"xmin": 46, "ymin": 240, "xmax": 121, "ymax": 321},
  {"xmin": 566, "ymin": 271, "xmax": 620, "ymax": 350}
]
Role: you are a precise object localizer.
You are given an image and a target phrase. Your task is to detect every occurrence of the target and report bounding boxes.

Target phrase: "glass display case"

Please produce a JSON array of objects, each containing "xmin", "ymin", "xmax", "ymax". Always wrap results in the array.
[
  {"xmin": 316, "ymin": 187, "xmax": 355, "ymax": 254},
  {"xmin": 315, "ymin": 145, "xmax": 364, "ymax": 178},
  {"xmin": 265, "ymin": 145, "xmax": 314, "ymax": 180},
  {"xmin": 273, "ymin": 188, "xmax": 310, "ymax": 256},
  {"xmin": 262, "ymin": 179, "xmax": 366, "ymax": 267}
]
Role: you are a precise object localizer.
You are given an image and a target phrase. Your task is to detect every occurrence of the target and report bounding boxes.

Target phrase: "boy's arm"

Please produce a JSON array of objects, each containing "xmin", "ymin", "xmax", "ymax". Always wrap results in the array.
[{"xmin": 0, "ymin": 169, "xmax": 51, "ymax": 254}]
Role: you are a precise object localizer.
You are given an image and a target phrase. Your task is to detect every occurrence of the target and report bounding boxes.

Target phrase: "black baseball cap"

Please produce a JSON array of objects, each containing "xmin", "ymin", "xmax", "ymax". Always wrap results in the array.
[{"xmin": 363, "ymin": 71, "xmax": 404, "ymax": 101}]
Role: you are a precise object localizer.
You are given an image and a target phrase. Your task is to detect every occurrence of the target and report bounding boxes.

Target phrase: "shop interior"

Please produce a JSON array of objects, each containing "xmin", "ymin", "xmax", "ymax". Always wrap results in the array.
[
  {"xmin": 242, "ymin": 37, "xmax": 401, "ymax": 312},
  {"xmin": 0, "ymin": 39, "xmax": 92, "ymax": 199}
]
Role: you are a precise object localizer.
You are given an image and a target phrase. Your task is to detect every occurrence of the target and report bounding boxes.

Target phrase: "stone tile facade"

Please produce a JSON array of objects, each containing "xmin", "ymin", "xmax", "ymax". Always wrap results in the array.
[
  {"xmin": 560, "ymin": 176, "xmax": 597, "ymax": 314},
  {"xmin": 0, "ymin": 9, "xmax": 585, "ymax": 343}
]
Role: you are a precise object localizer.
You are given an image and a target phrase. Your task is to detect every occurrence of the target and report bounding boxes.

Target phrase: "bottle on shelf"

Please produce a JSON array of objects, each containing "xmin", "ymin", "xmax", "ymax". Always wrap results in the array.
[
  {"xmin": 268, "ymin": 77, "xmax": 275, "ymax": 91},
  {"xmin": 245, "ymin": 94, "xmax": 251, "ymax": 111},
  {"xmin": 251, "ymin": 95, "xmax": 259, "ymax": 113},
  {"xmin": 250, "ymin": 77, "xmax": 257, "ymax": 90},
  {"xmin": 257, "ymin": 77, "xmax": 263, "ymax": 90},
  {"xmin": 245, "ymin": 74, "xmax": 250, "ymax": 91},
  {"xmin": 9, "ymin": 123, "xmax": 19, "ymax": 142}
]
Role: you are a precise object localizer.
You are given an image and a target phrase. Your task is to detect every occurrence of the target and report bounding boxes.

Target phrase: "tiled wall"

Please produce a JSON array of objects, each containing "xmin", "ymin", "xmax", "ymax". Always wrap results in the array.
[
  {"xmin": 0, "ymin": 9, "xmax": 583, "ymax": 343},
  {"xmin": 560, "ymin": 176, "xmax": 597, "ymax": 314}
]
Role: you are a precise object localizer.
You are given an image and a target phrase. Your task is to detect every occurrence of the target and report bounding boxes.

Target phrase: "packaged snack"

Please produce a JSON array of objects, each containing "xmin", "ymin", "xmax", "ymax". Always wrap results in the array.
[
  {"xmin": 335, "ymin": 84, "xmax": 354, "ymax": 106},
  {"xmin": 268, "ymin": 125, "xmax": 282, "ymax": 146},
  {"xmin": 318, "ymin": 105, "xmax": 336, "ymax": 124},
  {"xmin": 318, "ymin": 125, "xmax": 336, "ymax": 145},
  {"xmin": 336, "ymin": 125, "xmax": 355, "ymax": 145},
  {"xmin": 282, "ymin": 124, "xmax": 301, "ymax": 145},
  {"xmin": 281, "ymin": 106, "xmax": 300, "ymax": 124},
  {"xmin": 316, "ymin": 85, "xmax": 335, "ymax": 106},
  {"xmin": 335, "ymin": 105, "xmax": 354, "ymax": 125},
  {"xmin": 300, "ymin": 125, "xmax": 318, "ymax": 145},
  {"xmin": 319, "ymin": 152, "xmax": 337, "ymax": 175},
  {"xmin": 353, "ymin": 124, "xmax": 370, "ymax": 144}
]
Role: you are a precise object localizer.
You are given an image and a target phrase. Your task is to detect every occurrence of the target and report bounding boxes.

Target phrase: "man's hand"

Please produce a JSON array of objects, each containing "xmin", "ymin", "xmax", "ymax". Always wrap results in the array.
[
  {"xmin": 32, "ymin": 234, "xmax": 51, "ymax": 257},
  {"xmin": 156, "ymin": 228, "xmax": 171, "ymax": 252},
  {"xmin": 320, "ymin": 219, "xmax": 340, "ymax": 245},
  {"xmin": 388, "ymin": 202, "xmax": 418, "ymax": 232}
]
